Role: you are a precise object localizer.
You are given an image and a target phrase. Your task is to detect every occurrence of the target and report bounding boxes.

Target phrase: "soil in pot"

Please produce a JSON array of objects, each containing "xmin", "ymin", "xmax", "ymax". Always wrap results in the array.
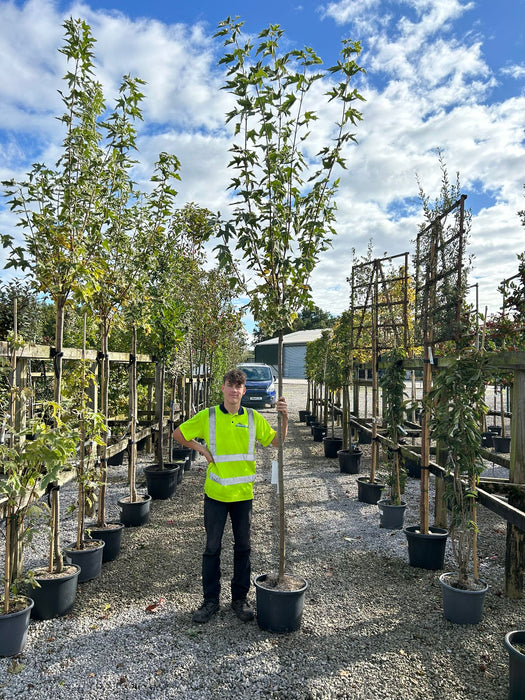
[
  {"xmin": 254, "ymin": 573, "xmax": 308, "ymax": 634},
  {"xmin": 357, "ymin": 477, "xmax": 385, "ymax": 504},
  {"xmin": 64, "ymin": 539, "xmax": 105, "ymax": 582},
  {"xmin": 404, "ymin": 525, "xmax": 448, "ymax": 570},
  {"xmin": 0, "ymin": 596, "xmax": 34, "ymax": 657},
  {"xmin": 439, "ymin": 572, "xmax": 488, "ymax": 625},
  {"xmin": 118, "ymin": 494, "xmax": 152, "ymax": 527},
  {"xmin": 337, "ymin": 449, "xmax": 362, "ymax": 474},
  {"xmin": 28, "ymin": 565, "xmax": 80, "ymax": 620},
  {"xmin": 323, "ymin": 436, "xmax": 343, "ymax": 458},
  {"xmin": 85, "ymin": 522, "xmax": 124, "ymax": 562}
]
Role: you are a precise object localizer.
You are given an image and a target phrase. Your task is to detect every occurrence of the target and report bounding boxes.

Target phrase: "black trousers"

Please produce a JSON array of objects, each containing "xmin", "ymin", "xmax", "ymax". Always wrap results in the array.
[{"xmin": 202, "ymin": 494, "xmax": 252, "ymax": 602}]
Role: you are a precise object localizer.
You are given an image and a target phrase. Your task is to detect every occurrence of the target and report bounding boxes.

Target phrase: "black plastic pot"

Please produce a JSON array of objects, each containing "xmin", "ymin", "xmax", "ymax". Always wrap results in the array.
[
  {"xmin": 337, "ymin": 449, "xmax": 362, "ymax": 474},
  {"xmin": 144, "ymin": 463, "xmax": 180, "ymax": 499},
  {"xmin": 323, "ymin": 436, "xmax": 343, "ymax": 458},
  {"xmin": 0, "ymin": 596, "xmax": 34, "ymax": 657},
  {"xmin": 439, "ymin": 572, "xmax": 488, "ymax": 625},
  {"xmin": 481, "ymin": 431, "xmax": 494, "ymax": 448},
  {"xmin": 298, "ymin": 410, "xmax": 310, "ymax": 422},
  {"xmin": 358, "ymin": 428, "xmax": 372, "ymax": 445},
  {"xmin": 306, "ymin": 414, "xmax": 317, "ymax": 426},
  {"xmin": 29, "ymin": 565, "xmax": 80, "ymax": 620},
  {"xmin": 504, "ymin": 630, "xmax": 525, "ymax": 700},
  {"xmin": 254, "ymin": 573, "xmax": 308, "ymax": 633},
  {"xmin": 172, "ymin": 446, "xmax": 192, "ymax": 468},
  {"xmin": 136, "ymin": 436, "xmax": 148, "ymax": 452},
  {"xmin": 378, "ymin": 499, "xmax": 407, "ymax": 529},
  {"xmin": 312, "ymin": 425, "xmax": 327, "ymax": 442},
  {"xmin": 405, "ymin": 457, "xmax": 421, "ymax": 479},
  {"xmin": 357, "ymin": 477, "xmax": 385, "ymax": 504},
  {"xmin": 488, "ymin": 425, "xmax": 502, "ymax": 435},
  {"xmin": 404, "ymin": 525, "xmax": 448, "ymax": 570},
  {"xmin": 166, "ymin": 458, "xmax": 186, "ymax": 484},
  {"xmin": 85, "ymin": 523, "xmax": 124, "ymax": 562},
  {"xmin": 107, "ymin": 450, "xmax": 125, "ymax": 466},
  {"xmin": 64, "ymin": 539, "xmax": 105, "ymax": 582},
  {"xmin": 118, "ymin": 494, "xmax": 152, "ymax": 527},
  {"xmin": 493, "ymin": 435, "xmax": 511, "ymax": 453}
]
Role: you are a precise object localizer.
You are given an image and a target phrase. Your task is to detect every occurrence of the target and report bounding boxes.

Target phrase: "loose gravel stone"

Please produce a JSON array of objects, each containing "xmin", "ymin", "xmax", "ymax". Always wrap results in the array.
[{"xmin": 0, "ymin": 380, "xmax": 516, "ymax": 699}]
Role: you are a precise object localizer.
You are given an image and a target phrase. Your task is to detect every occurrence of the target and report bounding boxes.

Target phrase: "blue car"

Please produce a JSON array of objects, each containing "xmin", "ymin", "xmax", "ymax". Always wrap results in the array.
[{"xmin": 238, "ymin": 363, "xmax": 277, "ymax": 408}]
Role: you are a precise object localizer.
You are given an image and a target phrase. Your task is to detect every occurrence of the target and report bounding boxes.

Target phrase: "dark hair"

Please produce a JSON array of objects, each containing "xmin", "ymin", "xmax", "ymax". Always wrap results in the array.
[{"xmin": 223, "ymin": 368, "xmax": 246, "ymax": 386}]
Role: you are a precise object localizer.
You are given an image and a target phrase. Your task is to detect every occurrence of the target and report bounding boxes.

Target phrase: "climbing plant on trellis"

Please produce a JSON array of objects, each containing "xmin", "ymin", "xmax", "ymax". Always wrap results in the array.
[
  {"xmin": 349, "ymin": 252, "xmax": 410, "ymax": 481},
  {"xmin": 413, "ymin": 193, "xmax": 470, "ymax": 534}
]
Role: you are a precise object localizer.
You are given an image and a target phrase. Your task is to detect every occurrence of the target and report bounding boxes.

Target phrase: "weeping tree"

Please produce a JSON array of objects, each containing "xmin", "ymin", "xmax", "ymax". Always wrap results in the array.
[{"xmin": 214, "ymin": 17, "xmax": 365, "ymax": 582}]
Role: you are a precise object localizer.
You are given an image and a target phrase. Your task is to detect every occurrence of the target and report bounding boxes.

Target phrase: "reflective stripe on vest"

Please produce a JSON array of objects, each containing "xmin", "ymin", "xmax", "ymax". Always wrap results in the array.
[
  {"xmin": 207, "ymin": 472, "xmax": 256, "ymax": 486},
  {"xmin": 208, "ymin": 406, "xmax": 256, "ymax": 463}
]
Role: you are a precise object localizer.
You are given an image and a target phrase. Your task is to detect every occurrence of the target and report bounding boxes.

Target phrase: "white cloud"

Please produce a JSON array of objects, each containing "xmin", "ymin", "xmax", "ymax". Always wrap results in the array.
[{"xmin": 0, "ymin": 0, "xmax": 523, "ymax": 328}]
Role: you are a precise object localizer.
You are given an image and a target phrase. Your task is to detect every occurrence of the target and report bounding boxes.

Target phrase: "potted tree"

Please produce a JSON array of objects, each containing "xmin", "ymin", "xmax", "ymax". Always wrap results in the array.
[
  {"xmin": 322, "ymin": 332, "xmax": 345, "ymax": 458},
  {"xmin": 1, "ymin": 319, "xmax": 79, "ymax": 628},
  {"xmin": 214, "ymin": 17, "xmax": 364, "ymax": 632},
  {"xmin": 118, "ymin": 327, "xmax": 152, "ymax": 527},
  {"xmin": 427, "ymin": 347, "xmax": 493, "ymax": 624},
  {"xmin": 377, "ymin": 347, "xmax": 407, "ymax": 529},
  {"xmin": 1, "ymin": 403, "xmax": 78, "ymax": 638},
  {"xmin": 62, "ymin": 319, "xmax": 107, "ymax": 581}
]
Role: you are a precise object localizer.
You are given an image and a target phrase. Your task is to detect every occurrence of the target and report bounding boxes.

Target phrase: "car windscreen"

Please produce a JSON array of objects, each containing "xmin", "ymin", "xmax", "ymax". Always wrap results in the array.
[{"xmin": 241, "ymin": 367, "xmax": 272, "ymax": 381}]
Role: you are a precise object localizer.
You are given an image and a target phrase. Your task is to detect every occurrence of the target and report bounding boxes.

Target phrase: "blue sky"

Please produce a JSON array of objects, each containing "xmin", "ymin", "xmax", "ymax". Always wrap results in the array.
[{"xmin": 0, "ymin": 0, "xmax": 524, "ymax": 339}]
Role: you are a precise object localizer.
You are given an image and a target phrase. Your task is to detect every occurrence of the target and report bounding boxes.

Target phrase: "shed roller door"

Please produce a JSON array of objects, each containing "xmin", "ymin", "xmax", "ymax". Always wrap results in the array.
[{"xmin": 283, "ymin": 345, "xmax": 306, "ymax": 379}]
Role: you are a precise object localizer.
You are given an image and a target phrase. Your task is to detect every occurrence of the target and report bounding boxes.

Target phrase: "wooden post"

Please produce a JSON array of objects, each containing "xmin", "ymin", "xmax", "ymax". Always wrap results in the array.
[
  {"xmin": 128, "ymin": 328, "xmax": 138, "ymax": 502},
  {"xmin": 505, "ymin": 368, "xmax": 525, "ymax": 598},
  {"xmin": 434, "ymin": 439, "xmax": 448, "ymax": 528}
]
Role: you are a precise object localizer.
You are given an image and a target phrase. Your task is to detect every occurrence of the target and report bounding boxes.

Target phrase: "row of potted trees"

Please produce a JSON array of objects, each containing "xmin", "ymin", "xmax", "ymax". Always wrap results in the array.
[
  {"xmin": 303, "ymin": 344, "xmax": 501, "ymax": 626},
  {"xmin": 0, "ymin": 392, "xmax": 193, "ymax": 658}
]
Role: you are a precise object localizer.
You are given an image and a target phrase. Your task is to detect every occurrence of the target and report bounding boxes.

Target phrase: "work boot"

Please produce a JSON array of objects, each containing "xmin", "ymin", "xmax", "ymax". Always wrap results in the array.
[
  {"xmin": 231, "ymin": 598, "xmax": 254, "ymax": 622},
  {"xmin": 192, "ymin": 599, "xmax": 220, "ymax": 624}
]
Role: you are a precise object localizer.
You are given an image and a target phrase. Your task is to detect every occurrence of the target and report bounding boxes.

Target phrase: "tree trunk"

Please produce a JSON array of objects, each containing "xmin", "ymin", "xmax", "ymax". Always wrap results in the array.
[
  {"xmin": 53, "ymin": 296, "xmax": 66, "ymax": 405},
  {"xmin": 277, "ymin": 331, "xmax": 286, "ymax": 582},
  {"xmin": 97, "ymin": 318, "xmax": 110, "ymax": 527},
  {"xmin": 128, "ymin": 327, "xmax": 138, "ymax": 503}
]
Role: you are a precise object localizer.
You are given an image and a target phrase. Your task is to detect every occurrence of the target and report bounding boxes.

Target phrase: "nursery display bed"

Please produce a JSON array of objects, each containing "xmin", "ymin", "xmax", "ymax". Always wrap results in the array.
[{"xmin": 0, "ymin": 381, "xmax": 516, "ymax": 700}]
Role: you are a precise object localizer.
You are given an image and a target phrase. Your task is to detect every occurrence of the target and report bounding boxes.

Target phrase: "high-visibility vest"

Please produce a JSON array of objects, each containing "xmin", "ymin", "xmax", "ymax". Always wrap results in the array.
[{"xmin": 205, "ymin": 406, "xmax": 257, "ymax": 502}]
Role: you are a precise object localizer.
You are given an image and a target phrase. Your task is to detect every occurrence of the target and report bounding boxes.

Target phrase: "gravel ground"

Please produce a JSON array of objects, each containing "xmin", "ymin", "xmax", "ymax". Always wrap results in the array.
[{"xmin": 0, "ymin": 380, "xmax": 520, "ymax": 699}]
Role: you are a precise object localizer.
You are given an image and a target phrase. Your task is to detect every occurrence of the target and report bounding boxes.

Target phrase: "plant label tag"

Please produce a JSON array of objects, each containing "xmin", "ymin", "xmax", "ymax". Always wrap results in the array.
[{"xmin": 271, "ymin": 460, "xmax": 278, "ymax": 492}]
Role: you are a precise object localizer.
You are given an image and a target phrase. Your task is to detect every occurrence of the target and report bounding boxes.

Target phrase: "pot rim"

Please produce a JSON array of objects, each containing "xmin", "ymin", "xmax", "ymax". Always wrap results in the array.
[
  {"xmin": 403, "ymin": 525, "xmax": 448, "ymax": 537},
  {"xmin": 356, "ymin": 476, "xmax": 385, "ymax": 486},
  {"xmin": 439, "ymin": 572, "xmax": 488, "ymax": 593},
  {"xmin": 377, "ymin": 498, "xmax": 407, "ymax": 508},
  {"xmin": 504, "ymin": 630, "xmax": 525, "ymax": 656},
  {"xmin": 253, "ymin": 572, "xmax": 308, "ymax": 595},
  {"xmin": 117, "ymin": 493, "xmax": 152, "ymax": 506},
  {"xmin": 30, "ymin": 563, "xmax": 81, "ymax": 581},
  {"xmin": 64, "ymin": 539, "xmax": 105, "ymax": 552}
]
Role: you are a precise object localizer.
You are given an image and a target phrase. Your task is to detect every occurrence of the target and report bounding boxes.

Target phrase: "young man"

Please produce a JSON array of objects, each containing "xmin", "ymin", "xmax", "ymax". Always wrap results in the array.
[{"xmin": 173, "ymin": 368, "xmax": 288, "ymax": 623}]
